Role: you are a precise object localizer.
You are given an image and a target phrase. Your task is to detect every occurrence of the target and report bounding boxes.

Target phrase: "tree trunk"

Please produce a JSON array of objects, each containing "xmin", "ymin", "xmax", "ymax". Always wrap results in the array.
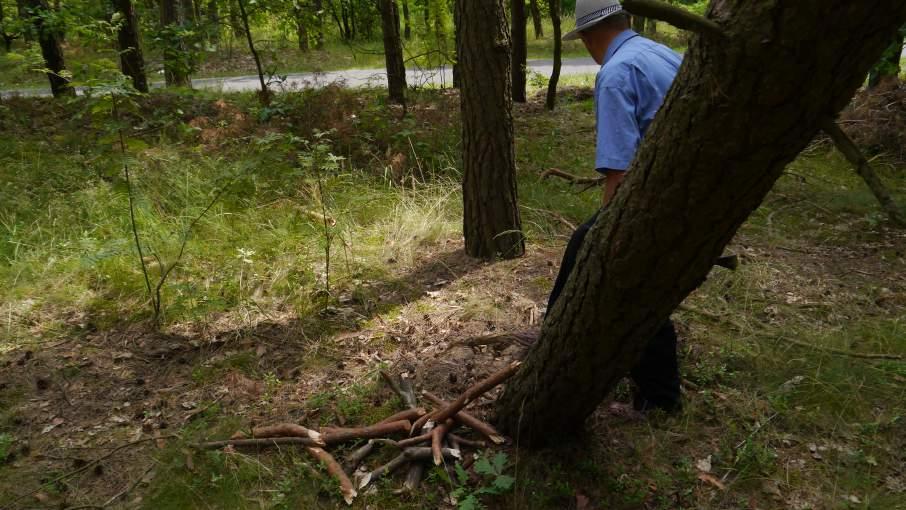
[
  {"xmin": 25, "ymin": 0, "xmax": 73, "ymax": 97},
  {"xmin": 313, "ymin": 0, "xmax": 324, "ymax": 48},
  {"xmin": 112, "ymin": 0, "xmax": 148, "ymax": 92},
  {"xmin": 511, "ymin": 0, "xmax": 527, "ymax": 103},
  {"xmin": 181, "ymin": 0, "xmax": 196, "ymax": 24},
  {"xmin": 452, "ymin": 0, "xmax": 460, "ymax": 88},
  {"xmin": 496, "ymin": 0, "xmax": 906, "ymax": 446},
  {"xmin": 401, "ymin": 0, "xmax": 410, "ymax": 39},
  {"xmin": 16, "ymin": 0, "xmax": 31, "ymax": 41},
  {"xmin": 236, "ymin": 0, "xmax": 268, "ymax": 103},
  {"xmin": 545, "ymin": 0, "xmax": 561, "ymax": 110},
  {"xmin": 160, "ymin": 0, "xmax": 191, "ymax": 87},
  {"xmin": 632, "ymin": 13, "xmax": 646, "ymax": 33},
  {"xmin": 379, "ymin": 0, "xmax": 406, "ymax": 105},
  {"xmin": 206, "ymin": 0, "xmax": 220, "ymax": 44},
  {"xmin": 228, "ymin": 0, "xmax": 243, "ymax": 38},
  {"xmin": 295, "ymin": 5, "xmax": 309, "ymax": 51},
  {"xmin": 529, "ymin": 0, "xmax": 543, "ymax": 39},
  {"xmin": 647, "ymin": 17, "xmax": 657, "ymax": 35},
  {"xmin": 1, "ymin": 0, "xmax": 18, "ymax": 52},
  {"xmin": 457, "ymin": 0, "xmax": 525, "ymax": 260}
]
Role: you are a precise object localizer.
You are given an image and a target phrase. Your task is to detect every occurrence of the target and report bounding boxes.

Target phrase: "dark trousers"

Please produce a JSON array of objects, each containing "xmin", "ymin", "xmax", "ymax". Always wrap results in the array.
[{"xmin": 547, "ymin": 212, "xmax": 682, "ymax": 412}]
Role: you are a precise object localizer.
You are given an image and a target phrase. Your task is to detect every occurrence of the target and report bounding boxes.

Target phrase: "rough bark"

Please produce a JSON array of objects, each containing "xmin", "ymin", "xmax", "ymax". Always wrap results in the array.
[
  {"xmin": 112, "ymin": 0, "xmax": 149, "ymax": 92},
  {"xmin": 379, "ymin": 0, "xmax": 406, "ymax": 105},
  {"xmin": 161, "ymin": 0, "xmax": 191, "ymax": 87},
  {"xmin": 496, "ymin": 0, "xmax": 906, "ymax": 446},
  {"xmin": 24, "ymin": 0, "xmax": 73, "ymax": 97},
  {"xmin": 544, "ymin": 0, "xmax": 561, "ymax": 110},
  {"xmin": 529, "ymin": 0, "xmax": 543, "ymax": 39},
  {"xmin": 511, "ymin": 0, "xmax": 527, "ymax": 103},
  {"xmin": 457, "ymin": 0, "xmax": 525, "ymax": 260}
]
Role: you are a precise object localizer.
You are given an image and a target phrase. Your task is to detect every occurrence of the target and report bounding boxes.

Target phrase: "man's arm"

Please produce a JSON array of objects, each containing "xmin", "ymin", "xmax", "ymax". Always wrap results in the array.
[{"xmin": 602, "ymin": 170, "xmax": 626, "ymax": 206}]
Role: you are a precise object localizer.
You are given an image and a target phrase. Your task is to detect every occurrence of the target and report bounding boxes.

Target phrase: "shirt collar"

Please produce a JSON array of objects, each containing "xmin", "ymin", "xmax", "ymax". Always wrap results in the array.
[{"xmin": 603, "ymin": 29, "xmax": 640, "ymax": 66}]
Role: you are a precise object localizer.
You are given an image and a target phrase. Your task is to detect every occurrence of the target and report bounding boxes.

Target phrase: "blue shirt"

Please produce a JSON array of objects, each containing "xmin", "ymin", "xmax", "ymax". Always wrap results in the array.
[{"xmin": 595, "ymin": 30, "xmax": 682, "ymax": 172}]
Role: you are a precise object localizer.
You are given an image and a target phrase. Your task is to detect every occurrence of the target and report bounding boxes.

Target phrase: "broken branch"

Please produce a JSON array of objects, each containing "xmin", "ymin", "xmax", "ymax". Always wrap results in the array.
[
  {"xmin": 422, "ymin": 391, "xmax": 506, "ymax": 445},
  {"xmin": 431, "ymin": 419, "xmax": 454, "ymax": 465},
  {"xmin": 376, "ymin": 407, "xmax": 427, "ymax": 425},
  {"xmin": 540, "ymin": 168, "xmax": 604, "ymax": 186},
  {"xmin": 306, "ymin": 446, "xmax": 357, "ymax": 505},
  {"xmin": 251, "ymin": 423, "xmax": 325, "ymax": 445},
  {"xmin": 395, "ymin": 432, "xmax": 433, "ymax": 448},
  {"xmin": 358, "ymin": 447, "xmax": 461, "ymax": 490},
  {"xmin": 430, "ymin": 361, "xmax": 522, "ymax": 425},
  {"xmin": 821, "ymin": 118, "xmax": 906, "ymax": 226},
  {"xmin": 321, "ymin": 420, "xmax": 412, "ymax": 445},
  {"xmin": 380, "ymin": 370, "xmax": 418, "ymax": 409}
]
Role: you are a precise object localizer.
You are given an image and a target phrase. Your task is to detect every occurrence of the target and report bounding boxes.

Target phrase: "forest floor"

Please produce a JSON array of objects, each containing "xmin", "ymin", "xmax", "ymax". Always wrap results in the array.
[{"xmin": 1, "ymin": 85, "xmax": 905, "ymax": 510}]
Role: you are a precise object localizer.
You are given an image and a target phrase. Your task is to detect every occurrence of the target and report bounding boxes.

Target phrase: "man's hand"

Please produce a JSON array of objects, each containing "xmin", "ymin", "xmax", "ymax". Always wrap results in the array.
[{"xmin": 602, "ymin": 170, "xmax": 626, "ymax": 206}]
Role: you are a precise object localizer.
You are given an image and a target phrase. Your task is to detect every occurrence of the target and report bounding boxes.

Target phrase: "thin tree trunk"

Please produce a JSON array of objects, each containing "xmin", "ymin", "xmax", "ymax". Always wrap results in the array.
[
  {"xmin": 112, "ymin": 0, "xmax": 149, "ymax": 92},
  {"xmin": 497, "ymin": 0, "xmax": 906, "ymax": 446},
  {"xmin": 235, "ymin": 0, "xmax": 268, "ymax": 103},
  {"xmin": 545, "ymin": 0, "xmax": 561, "ymax": 110},
  {"xmin": 206, "ymin": 0, "xmax": 220, "ymax": 44},
  {"xmin": 181, "ymin": 0, "xmax": 196, "ymax": 24},
  {"xmin": 17, "ymin": 0, "xmax": 32, "ymax": 41},
  {"xmin": 529, "ymin": 0, "xmax": 543, "ymax": 39},
  {"xmin": 647, "ymin": 17, "xmax": 657, "ymax": 35},
  {"xmin": 823, "ymin": 120, "xmax": 906, "ymax": 225},
  {"xmin": 452, "ymin": 0, "xmax": 460, "ymax": 88},
  {"xmin": 457, "ymin": 0, "xmax": 525, "ymax": 260},
  {"xmin": 313, "ymin": 0, "xmax": 324, "ymax": 48},
  {"xmin": 632, "ymin": 14, "xmax": 646, "ymax": 33},
  {"xmin": 511, "ymin": 0, "xmax": 527, "ymax": 103},
  {"xmin": 379, "ymin": 0, "xmax": 406, "ymax": 105},
  {"xmin": 295, "ymin": 5, "xmax": 309, "ymax": 51},
  {"xmin": 401, "ymin": 0, "xmax": 411, "ymax": 39},
  {"xmin": 161, "ymin": 0, "xmax": 191, "ymax": 87},
  {"xmin": 1, "ymin": 0, "xmax": 18, "ymax": 52},
  {"xmin": 25, "ymin": 0, "xmax": 73, "ymax": 97},
  {"xmin": 228, "ymin": 0, "xmax": 243, "ymax": 38}
]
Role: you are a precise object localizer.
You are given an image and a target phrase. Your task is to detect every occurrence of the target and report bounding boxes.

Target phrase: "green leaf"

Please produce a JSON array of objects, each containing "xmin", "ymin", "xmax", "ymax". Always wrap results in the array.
[
  {"xmin": 491, "ymin": 452, "xmax": 508, "ymax": 474},
  {"xmin": 458, "ymin": 494, "xmax": 484, "ymax": 510},
  {"xmin": 473, "ymin": 457, "xmax": 494, "ymax": 476},
  {"xmin": 493, "ymin": 474, "xmax": 515, "ymax": 492},
  {"xmin": 455, "ymin": 463, "xmax": 469, "ymax": 485}
]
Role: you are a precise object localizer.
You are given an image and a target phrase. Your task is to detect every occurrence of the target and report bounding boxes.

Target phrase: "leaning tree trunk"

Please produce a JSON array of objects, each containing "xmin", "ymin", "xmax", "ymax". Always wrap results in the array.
[
  {"xmin": 545, "ymin": 0, "xmax": 561, "ymax": 110},
  {"xmin": 25, "ymin": 0, "xmax": 73, "ymax": 97},
  {"xmin": 457, "ymin": 0, "xmax": 524, "ymax": 260},
  {"xmin": 497, "ymin": 0, "xmax": 906, "ymax": 446},
  {"xmin": 378, "ymin": 0, "xmax": 406, "ymax": 105},
  {"xmin": 161, "ymin": 0, "xmax": 191, "ymax": 87},
  {"xmin": 112, "ymin": 0, "xmax": 149, "ymax": 93},
  {"xmin": 511, "ymin": 0, "xmax": 527, "ymax": 103},
  {"xmin": 529, "ymin": 0, "xmax": 543, "ymax": 39}
]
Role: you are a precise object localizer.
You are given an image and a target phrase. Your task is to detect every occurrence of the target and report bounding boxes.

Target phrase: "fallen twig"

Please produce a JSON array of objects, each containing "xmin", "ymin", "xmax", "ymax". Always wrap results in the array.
[
  {"xmin": 395, "ymin": 432, "xmax": 433, "ymax": 448},
  {"xmin": 358, "ymin": 447, "xmax": 461, "ymax": 489},
  {"xmin": 448, "ymin": 432, "xmax": 487, "ymax": 449},
  {"xmin": 445, "ymin": 331, "xmax": 538, "ymax": 352},
  {"xmin": 252, "ymin": 423, "xmax": 325, "ymax": 445},
  {"xmin": 422, "ymin": 391, "xmax": 506, "ymax": 445},
  {"xmin": 306, "ymin": 446, "xmax": 357, "ymax": 505},
  {"xmin": 199, "ymin": 437, "xmax": 319, "ymax": 450},
  {"xmin": 540, "ymin": 168, "xmax": 604, "ymax": 186},
  {"xmin": 322, "ymin": 420, "xmax": 412, "ymax": 444}
]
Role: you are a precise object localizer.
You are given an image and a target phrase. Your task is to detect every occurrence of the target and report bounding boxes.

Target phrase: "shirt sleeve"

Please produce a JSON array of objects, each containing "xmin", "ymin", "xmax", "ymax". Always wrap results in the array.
[{"xmin": 595, "ymin": 80, "xmax": 640, "ymax": 172}]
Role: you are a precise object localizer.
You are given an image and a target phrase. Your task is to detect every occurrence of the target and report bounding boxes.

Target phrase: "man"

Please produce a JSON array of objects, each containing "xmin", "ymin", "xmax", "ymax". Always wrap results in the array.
[{"xmin": 548, "ymin": 0, "xmax": 683, "ymax": 413}]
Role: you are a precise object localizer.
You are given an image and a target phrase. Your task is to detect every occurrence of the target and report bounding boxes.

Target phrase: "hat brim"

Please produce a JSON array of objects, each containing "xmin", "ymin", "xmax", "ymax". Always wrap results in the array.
[{"xmin": 562, "ymin": 9, "xmax": 623, "ymax": 41}]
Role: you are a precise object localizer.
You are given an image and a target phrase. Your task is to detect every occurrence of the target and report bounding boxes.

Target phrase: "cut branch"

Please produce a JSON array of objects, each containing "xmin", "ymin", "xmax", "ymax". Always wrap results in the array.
[
  {"xmin": 380, "ymin": 370, "xmax": 418, "ymax": 409},
  {"xmin": 376, "ymin": 407, "xmax": 427, "ymax": 425},
  {"xmin": 251, "ymin": 424, "xmax": 325, "ymax": 445},
  {"xmin": 540, "ymin": 168, "xmax": 604, "ymax": 186},
  {"xmin": 621, "ymin": 0, "xmax": 725, "ymax": 38},
  {"xmin": 430, "ymin": 361, "xmax": 521, "ymax": 425},
  {"xmin": 395, "ymin": 432, "xmax": 432, "ymax": 448},
  {"xmin": 358, "ymin": 447, "xmax": 461, "ymax": 489},
  {"xmin": 431, "ymin": 419, "xmax": 454, "ymax": 465},
  {"xmin": 422, "ymin": 391, "xmax": 506, "ymax": 444},
  {"xmin": 821, "ymin": 118, "xmax": 906, "ymax": 226},
  {"xmin": 321, "ymin": 420, "xmax": 412, "ymax": 444},
  {"xmin": 306, "ymin": 446, "xmax": 357, "ymax": 505}
]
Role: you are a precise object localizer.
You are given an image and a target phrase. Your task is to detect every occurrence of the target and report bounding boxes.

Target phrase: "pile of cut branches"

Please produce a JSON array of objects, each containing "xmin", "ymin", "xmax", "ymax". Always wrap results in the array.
[{"xmin": 198, "ymin": 361, "xmax": 521, "ymax": 505}]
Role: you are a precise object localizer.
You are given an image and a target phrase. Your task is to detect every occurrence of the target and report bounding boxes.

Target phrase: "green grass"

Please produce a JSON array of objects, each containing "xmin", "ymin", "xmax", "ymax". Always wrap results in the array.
[{"xmin": 2, "ymin": 85, "xmax": 906, "ymax": 509}]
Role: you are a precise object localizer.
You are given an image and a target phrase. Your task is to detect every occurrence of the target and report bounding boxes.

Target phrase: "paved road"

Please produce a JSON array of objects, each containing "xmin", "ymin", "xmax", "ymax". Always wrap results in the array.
[{"xmin": 0, "ymin": 58, "xmax": 600, "ymax": 98}]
